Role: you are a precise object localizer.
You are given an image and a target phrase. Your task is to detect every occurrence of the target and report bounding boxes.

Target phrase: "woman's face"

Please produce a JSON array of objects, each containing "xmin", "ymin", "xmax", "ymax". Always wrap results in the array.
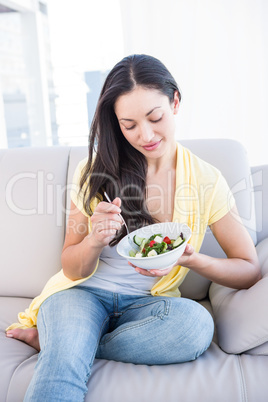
[{"xmin": 114, "ymin": 86, "xmax": 179, "ymax": 159}]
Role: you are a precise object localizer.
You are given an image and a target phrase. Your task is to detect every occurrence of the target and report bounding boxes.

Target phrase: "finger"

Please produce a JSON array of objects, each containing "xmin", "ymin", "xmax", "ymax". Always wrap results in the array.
[
  {"xmin": 100, "ymin": 230, "xmax": 118, "ymax": 243},
  {"xmin": 95, "ymin": 201, "xmax": 121, "ymax": 214},
  {"xmin": 128, "ymin": 263, "xmax": 154, "ymax": 276},
  {"xmin": 92, "ymin": 219, "xmax": 122, "ymax": 234},
  {"xmin": 91, "ymin": 227, "xmax": 120, "ymax": 246},
  {"xmin": 91, "ymin": 212, "xmax": 123, "ymax": 226},
  {"xmin": 135, "ymin": 267, "xmax": 156, "ymax": 277},
  {"xmin": 148, "ymin": 268, "xmax": 171, "ymax": 276},
  {"xmin": 183, "ymin": 243, "xmax": 194, "ymax": 256},
  {"xmin": 112, "ymin": 197, "xmax": 121, "ymax": 208}
]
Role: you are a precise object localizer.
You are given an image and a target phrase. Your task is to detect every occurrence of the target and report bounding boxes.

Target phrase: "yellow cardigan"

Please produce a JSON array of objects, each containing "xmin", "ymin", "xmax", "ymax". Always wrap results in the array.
[{"xmin": 6, "ymin": 143, "xmax": 234, "ymax": 330}]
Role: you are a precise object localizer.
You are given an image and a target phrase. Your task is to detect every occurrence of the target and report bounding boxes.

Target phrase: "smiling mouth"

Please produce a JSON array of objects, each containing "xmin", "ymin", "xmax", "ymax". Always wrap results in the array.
[{"xmin": 142, "ymin": 140, "xmax": 161, "ymax": 150}]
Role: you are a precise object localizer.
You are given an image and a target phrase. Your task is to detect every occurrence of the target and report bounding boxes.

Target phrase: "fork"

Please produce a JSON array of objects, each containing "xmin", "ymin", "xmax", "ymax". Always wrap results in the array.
[{"xmin": 104, "ymin": 192, "xmax": 139, "ymax": 251}]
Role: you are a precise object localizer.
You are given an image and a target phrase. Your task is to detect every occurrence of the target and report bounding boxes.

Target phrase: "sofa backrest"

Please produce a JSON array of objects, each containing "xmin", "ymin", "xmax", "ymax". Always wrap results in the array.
[
  {"xmin": 0, "ymin": 139, "xmax": 256, "ymax": 300},
  {"xmin": 251, "ymin": 164, "xmax": 268, "ymax": 245},
  {"xmin": 0, "ymin": 146, "xmax": 70, "ymax": 298}
]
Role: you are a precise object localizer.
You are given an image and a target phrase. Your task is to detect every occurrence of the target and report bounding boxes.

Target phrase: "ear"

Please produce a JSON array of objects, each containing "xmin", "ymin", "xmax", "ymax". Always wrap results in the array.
[{"xmin": 173, "ymin": 91, "xmax": 180, "ymax": 115}]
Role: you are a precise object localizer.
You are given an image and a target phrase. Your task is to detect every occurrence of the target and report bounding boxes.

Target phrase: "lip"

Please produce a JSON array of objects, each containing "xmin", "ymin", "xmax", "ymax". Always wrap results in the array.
[{"xmin": 142, "ymin": 140, "xmax": 161, "ymax": 151}]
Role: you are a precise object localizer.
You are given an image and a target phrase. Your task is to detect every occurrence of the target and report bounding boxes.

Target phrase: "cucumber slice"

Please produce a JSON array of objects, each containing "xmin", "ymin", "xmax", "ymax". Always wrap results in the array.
[
  {"xmin": 129, "ymin": 250, "xmax": 136, "ymax": 257},
  {"xmin": 140, "ymin": 238, "xmax": 147, "ymax": 251},
  {"xmin": 133, "ymin": 235, "xmax": 145, "ymax": 246},
  {"xmin": 173, "ymin": 235, "xmax": 185, "ymax": 248}
]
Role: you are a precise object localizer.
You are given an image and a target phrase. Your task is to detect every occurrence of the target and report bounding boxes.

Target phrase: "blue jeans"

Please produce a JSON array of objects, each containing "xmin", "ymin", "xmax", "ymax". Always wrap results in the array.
[{"xmin": 24, "ymin": 286, "xmax": 214, "ymax": 401}]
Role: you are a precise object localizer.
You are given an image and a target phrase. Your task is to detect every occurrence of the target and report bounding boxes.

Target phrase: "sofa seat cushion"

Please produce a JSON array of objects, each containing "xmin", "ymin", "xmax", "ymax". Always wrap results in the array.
[
  {"xmin": 0, "ymin": 297, "xmax": 38, "ymax": 400},
  {"xmin": 0, "ymin": 328, "xmax": 250, "ymax": 402},
  {"xmin": 2, "ymin": 297, "xmax": 266, "ymax": 402}
]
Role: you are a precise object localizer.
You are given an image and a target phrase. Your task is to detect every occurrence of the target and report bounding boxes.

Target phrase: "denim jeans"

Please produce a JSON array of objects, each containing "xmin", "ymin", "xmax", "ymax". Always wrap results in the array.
[{"xmin": 24, "ymin": 286, "xmax": 214, "ymax": 402}]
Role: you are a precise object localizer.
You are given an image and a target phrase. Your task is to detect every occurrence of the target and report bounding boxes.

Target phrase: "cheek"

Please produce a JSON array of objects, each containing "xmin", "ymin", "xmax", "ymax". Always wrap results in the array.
[
  {"xmin": 120, "ymin": 129, "xmax": 136, "ymax": 145},
  {"xmin": 163, "ymin": 115, "xmax": 176, "ymax": 134}
]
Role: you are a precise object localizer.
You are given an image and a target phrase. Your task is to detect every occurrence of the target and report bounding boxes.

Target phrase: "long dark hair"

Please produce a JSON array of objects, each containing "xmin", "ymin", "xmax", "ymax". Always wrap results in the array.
[{"xmin": 80, "ymin": 54, "xmax": 181, "ymax": 245}]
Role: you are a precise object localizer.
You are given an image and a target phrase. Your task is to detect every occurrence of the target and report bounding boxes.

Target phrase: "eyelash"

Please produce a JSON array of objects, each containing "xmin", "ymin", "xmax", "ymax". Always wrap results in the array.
[
  {"xmin": 151, "ymin": 117, "xmax": 162, "ymax": 123},
  {"xmin": 125, "ymin": 117, "xmax": 163, "ymax": 131}
]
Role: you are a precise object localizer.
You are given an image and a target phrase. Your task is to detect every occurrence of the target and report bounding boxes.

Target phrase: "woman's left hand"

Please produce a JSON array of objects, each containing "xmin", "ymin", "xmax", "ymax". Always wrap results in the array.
[
  {"xmin": 128, "ymin": 264, "xmax": 174, "ymax": 277},
  {"xmin": 129, "ymin": 243, "xmax": 195, "ymax": 277}
]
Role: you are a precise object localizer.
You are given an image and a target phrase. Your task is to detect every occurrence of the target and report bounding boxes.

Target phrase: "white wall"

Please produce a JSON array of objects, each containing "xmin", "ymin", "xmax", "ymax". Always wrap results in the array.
[{"xmin": 120, "ymin": 0, "xmax": 268, "ymax": 166}]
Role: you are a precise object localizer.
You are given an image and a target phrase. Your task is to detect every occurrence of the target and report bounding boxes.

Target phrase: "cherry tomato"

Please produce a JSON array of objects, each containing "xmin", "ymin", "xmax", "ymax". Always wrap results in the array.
[
  {"xmin": 163, "ymin": 236, "xmax": 171, "ymax": 244},
  {"xmin": 149, "ymin": 240, "xmax": 156, "ymax": 247}
]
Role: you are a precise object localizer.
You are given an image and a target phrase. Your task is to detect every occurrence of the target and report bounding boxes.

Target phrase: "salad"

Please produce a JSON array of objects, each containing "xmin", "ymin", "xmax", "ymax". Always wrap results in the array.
[{"xmin": 129, "ymin": 233, "xmax": 185, "ymax": 258}]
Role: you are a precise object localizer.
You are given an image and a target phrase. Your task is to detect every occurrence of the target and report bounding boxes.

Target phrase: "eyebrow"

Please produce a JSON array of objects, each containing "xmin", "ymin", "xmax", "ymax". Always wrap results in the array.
[{"xmin": 119, "ymin": 106, "xmax": 161, "ymax": 122}]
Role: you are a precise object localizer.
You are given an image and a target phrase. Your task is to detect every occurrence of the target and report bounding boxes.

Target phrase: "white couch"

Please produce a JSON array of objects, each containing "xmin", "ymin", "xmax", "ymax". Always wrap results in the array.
[{"xmin": 1, "ymin": 139, "xmax": 268, "ymax": 402}]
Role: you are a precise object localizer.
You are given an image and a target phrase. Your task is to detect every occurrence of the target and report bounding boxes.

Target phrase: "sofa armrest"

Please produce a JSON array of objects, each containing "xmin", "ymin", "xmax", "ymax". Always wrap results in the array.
[
  {"xmin": 251, "ymin": 164, "xmax": 268, "ymax": 244},
  {"xmin": 209, "ymin": 238, "xmax": 268, "ymax": 354}
]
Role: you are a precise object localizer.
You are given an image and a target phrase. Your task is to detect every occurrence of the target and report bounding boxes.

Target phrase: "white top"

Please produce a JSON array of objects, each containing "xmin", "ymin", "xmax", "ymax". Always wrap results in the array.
[{"xmin": 81, "ymin": 243, "xmax": 159, "ymax": 295}]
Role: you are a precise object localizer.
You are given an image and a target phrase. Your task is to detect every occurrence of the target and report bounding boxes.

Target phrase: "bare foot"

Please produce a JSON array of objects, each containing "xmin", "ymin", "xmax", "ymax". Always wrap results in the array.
[{"xmin": 6, "ymin": 328, "xmax": 40, "ymax": 351}]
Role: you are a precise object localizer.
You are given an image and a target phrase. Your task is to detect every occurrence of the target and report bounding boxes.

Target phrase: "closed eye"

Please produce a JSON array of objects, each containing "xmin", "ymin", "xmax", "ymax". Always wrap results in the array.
[
  {"xmin": 151, "ymin": 117, "xmax": 162, "ymax": 123},
  {"xmin": 124, "ymin": 125, "xmax": 135, "ymax": 131},
  {"xmin": 123, "ymin": 116, "xmax": 162, "ymax": 130}
]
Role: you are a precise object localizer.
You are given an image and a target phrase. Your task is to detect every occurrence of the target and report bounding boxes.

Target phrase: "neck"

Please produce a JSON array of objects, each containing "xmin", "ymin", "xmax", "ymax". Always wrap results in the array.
[{"xmin": 147, "ymin": 141, "xmax": 177, "ymax": 175}]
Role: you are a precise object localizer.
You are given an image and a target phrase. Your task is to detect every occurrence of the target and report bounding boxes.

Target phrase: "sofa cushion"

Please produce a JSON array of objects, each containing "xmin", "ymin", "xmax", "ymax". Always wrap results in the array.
[
  {"xmin": 251, "ymin": 164, "xmax": 268, "ymax": 244},
  {"xmin": 209, "ymin": 238, "xmax": 268, "ymax": 354},
  {"xmin": 0, "ymin": 296, "xmax": 244, "ymax": 402},
  {"xmin": 245, "ymin": 341, "xmax": 268, "ymax": 356},
  {"xmin": 0, "ymin": 297, "xmax": 37, "ymax": 400},
  {"xmin": 0, "ymin": 147, "xmax": 70, "ymax": 298},
  {"xmin": 2, "ymin": 338, "xmax": 264, "ymax": 402}
]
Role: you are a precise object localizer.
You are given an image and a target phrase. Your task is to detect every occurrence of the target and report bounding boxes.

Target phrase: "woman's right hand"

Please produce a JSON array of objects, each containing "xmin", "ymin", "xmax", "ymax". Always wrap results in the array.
[
  {"xmin": 89, "ymin": 197, "xmax": 123, "ymax": 248},
  {"xmin": 61, "ymin": 197, "xmax": 123, "ymax": 280}
]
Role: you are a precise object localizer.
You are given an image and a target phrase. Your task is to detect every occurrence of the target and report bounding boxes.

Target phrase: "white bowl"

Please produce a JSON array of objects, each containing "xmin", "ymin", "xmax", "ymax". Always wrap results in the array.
[{"xmin": 116, "ymin": 222, "xmax": 191, "ymax": 270}]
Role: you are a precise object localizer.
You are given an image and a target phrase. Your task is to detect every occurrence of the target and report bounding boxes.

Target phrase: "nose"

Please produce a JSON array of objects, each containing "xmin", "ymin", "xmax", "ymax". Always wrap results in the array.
[{"xmin": 139, "ymin": 122, "xmax": 154, "ymax": 143}]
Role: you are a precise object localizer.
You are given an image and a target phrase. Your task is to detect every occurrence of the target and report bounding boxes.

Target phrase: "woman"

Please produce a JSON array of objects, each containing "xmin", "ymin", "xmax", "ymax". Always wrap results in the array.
[{"xmin": 6, "ymin": 54, "xmax": 261, "ymax": 401}]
